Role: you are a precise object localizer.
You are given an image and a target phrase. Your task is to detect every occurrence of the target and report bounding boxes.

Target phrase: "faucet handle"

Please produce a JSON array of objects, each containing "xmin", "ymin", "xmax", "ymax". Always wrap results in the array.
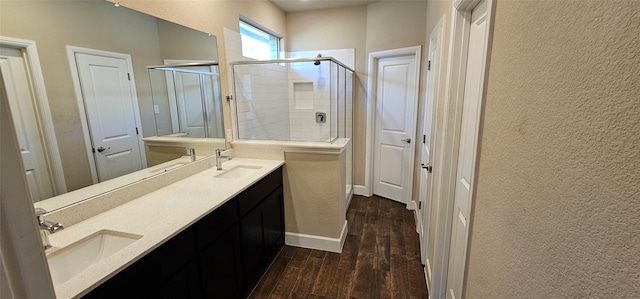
[{"xmin": 35, "ymin": 207, "xmax": 48, "ymax": 217}]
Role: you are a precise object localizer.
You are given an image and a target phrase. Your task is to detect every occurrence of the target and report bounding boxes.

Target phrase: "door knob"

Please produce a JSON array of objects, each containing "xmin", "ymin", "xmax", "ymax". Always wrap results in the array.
[
  {"xmin": 401, "ymin": 138, "xmax": 411, "ymax": 144},
  {"xmin": 421, "ymin": 163, "xmax": 433, "ymax": 173},
  {"xmin": 96, "ymin": 146, "xmax": 110, "ymax": 153}
]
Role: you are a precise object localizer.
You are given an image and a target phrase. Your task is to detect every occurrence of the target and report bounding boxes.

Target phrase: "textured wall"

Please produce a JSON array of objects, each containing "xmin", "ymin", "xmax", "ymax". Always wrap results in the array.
[
  {"xmin": 283, "ymin": 152, "xmax": 346, "ymax": 238},
  {"xmin": 465, "ymin": 1, "xmax": 640, "ymax": 298}
]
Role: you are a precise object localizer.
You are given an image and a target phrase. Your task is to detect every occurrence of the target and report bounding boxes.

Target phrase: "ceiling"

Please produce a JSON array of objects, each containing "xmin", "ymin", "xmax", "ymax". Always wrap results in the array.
[{"xmin": 270, "ymin": 0, "xmax": 380, "ymax": 12}]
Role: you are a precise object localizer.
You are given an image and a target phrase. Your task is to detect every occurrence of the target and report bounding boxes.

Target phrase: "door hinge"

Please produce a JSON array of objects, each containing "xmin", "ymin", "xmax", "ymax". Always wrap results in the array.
[
  {"xmin": 127, "ymin": 73, "xmax": 131, "ymax": 81},
  {"xmin": 427, "ymin": 60, "xmax": 431, "ymax": 71},
  {"xmin": 418, "ymin": 201, "xmax": 422, "ymax": 210},
  {"xmin": 423, "ymin": 134, "xmax": 426, "ymax": 144},
  {"xmin": 135, "ymin": 127, "xmax": 139, "ymax": 135}
]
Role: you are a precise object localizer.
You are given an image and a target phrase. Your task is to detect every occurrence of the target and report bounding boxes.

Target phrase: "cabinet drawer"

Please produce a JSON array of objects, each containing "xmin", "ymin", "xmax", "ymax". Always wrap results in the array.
[{"xmin": 238, "ymin": 167, "xmax": 282, "ymax": 216}]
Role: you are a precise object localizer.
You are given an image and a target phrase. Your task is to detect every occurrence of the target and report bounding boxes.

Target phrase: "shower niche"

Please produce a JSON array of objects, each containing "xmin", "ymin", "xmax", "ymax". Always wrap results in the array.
[{"xmin": 231, "ymin": 57, "xmax": 353, "ymax": 144}]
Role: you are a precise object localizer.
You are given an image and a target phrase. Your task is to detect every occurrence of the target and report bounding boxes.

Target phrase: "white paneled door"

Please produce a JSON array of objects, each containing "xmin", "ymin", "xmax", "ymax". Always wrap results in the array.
[
  {"xmin": 373, "ymin": 53, "xmax": 419, "ymax": 204},
  {"xmin": 447, "ymin": 0, "xmax": 490, "ymax": 298},
  {"xmin": 0, "ymin": 46, "xmax": 54, "ymax": 202},
  {"xmin": 164, "ymin": 61, "xmax": 223, "ymax": 138},
  {"xmin": 75, "ymin": 53, "xmax": 143, "ymax": 182},
  {"xmin": 420, "ymin": 19, "xmax": 444, "ymax": 271}
]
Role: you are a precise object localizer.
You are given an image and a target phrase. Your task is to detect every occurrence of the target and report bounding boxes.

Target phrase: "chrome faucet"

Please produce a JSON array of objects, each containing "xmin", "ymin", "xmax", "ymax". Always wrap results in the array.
[
  {"xmin": 35, "ymin": 208, "xmax": 64, "ymax": 251},
  {"xmin": 215, "ymin": 148, "xmax": 232, "ymax": 170},
  {"xmin": 184, "ymin": 147, "xmax": 196, "ymax": 162}
]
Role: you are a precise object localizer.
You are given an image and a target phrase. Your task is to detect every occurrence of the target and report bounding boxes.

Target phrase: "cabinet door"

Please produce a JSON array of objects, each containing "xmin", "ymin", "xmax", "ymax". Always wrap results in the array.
[
  {"xmin": 83, "ymin": 228, "xmax": 198, "ymax": 298},
  {"xmin": 262, "ymin": 187, "xmax": 284, "ymax": 258},
  {"xmin": 83, "ymin": 254, "xmax": 155, "ymax": 298},
  {"xmin": 199, "ymin": 225, "xmax": 244, "ymax": 299},
  {"xmin": 240, "ymin": 187, "xmax": 284, "ymax": 287},
  {"xmin": 241, "ymin": 202, "xmax": 265, "ymax": 286},
  {"xmin": 159, "ymin": 260, "xmax": 202, "ymax": 299},
  {"xmin": 195, "ymin": 197, "xmax": 238, "ymax": 251}
]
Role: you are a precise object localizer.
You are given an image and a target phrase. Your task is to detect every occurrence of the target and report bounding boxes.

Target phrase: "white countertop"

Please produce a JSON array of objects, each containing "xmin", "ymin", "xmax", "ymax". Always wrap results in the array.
[
  {"xmin": 48, "ymin": 158, "xmax": 284, "ymax": 298},
  {"xmin": 35, "ymin": 156, "xmax": 199, "ymax": 212}
]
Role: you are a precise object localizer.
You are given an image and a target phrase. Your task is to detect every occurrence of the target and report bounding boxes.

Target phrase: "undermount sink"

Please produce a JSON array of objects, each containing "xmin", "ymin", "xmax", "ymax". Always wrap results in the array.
[
  {"xmin": 214, "ymin": 165, "xmax": 263, "ymax": 180},
  {"xmin": 47, "ymin": 230, "xmax": 142, "ymax": 285}
]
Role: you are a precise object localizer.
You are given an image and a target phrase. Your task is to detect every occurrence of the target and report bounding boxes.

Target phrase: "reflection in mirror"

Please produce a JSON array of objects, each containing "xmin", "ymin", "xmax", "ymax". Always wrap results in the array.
[
  {"xmin": 148, "ymin": 63, "xmax": 224, "ymax": 138},
  {"xmin": 0, "ymin": 0, "xmax": 224, "ymax": 212}
]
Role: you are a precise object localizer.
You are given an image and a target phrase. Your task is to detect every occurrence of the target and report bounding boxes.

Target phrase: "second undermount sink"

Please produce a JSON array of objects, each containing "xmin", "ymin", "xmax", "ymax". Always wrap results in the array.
[
  {"xmin": 214, "ymin": 165, "xmax": 263, "ymax": 180},
  {"xmin": 47, "ymin": 230, "xmax": 142, "ymax": 285}
]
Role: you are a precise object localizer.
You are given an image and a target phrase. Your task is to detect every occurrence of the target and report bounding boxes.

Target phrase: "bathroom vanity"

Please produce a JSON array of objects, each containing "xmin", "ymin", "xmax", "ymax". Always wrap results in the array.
[
  {"xmin": 45, "ymin": 158, "xmax": 284, "ymax": 298},
  {"xmin": 84, "ymin": 167, "xmax": 283, "ymax": 298}
]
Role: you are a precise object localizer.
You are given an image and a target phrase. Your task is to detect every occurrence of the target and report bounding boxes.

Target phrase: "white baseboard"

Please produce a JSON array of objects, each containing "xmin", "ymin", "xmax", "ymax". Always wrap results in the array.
[
  {"xmin": 354, "ymin": 185, "xmax": 371, "ymax": 196},
  {"xmin": 407, "ymin": 200, "xmax": 417, "ymax": 211},
  {"xmin": 415, "ymin": 207, "xmax": 423, "ymax": 235},
  {"xmin": 425, "ymin": 259, "xmax": 432, "ymax": 291},
  {"xmin": 285, "ymin": 220, "xmax": 348, "ymax": 253}
]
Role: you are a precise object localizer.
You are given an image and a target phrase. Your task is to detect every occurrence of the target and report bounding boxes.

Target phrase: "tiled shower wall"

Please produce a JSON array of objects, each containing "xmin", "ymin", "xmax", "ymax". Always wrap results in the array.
[
  {"xmin": 225, "ymin": 29, "xmax": 290, "ymax": 140},
  {"xmin": 288, "ymin": 50, "xmax": 355, "ymax": 142},
  {"xmin": 225, "ymin": 28, "xmax": 354, "ymax": 141},
  {"xmin": 233, "ymin": 63, "xmax": 290, "ymax": 140}
]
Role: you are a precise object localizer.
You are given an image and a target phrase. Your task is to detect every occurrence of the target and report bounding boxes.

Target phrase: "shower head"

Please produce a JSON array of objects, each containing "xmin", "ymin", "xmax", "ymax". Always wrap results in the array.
[{"xmin": 314, "ymin": 54, "xmax": 322, "ymax": 66}]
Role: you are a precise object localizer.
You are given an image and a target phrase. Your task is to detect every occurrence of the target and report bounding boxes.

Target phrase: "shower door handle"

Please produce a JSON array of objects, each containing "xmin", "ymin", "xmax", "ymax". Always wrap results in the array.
[{"xmin": 401, "ymin": 138, "xmax": 411, "ymax": 144}]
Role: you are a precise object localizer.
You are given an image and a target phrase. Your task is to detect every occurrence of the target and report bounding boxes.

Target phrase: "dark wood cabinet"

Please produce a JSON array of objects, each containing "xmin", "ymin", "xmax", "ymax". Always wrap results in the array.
[
  {"xmin": 160, "ymin": 260, "xmax": 203, "ymax": 299},
  {"xmin": 84, "ymin": 167, "xmax": 284, "ymax": 299},
  {"xmin": 198, "ymin": 225, "xmax": 243, "ymax": 298},
  {"xmin": 240, "ymin": 186, "xmax": 284, "ymax": 288}
]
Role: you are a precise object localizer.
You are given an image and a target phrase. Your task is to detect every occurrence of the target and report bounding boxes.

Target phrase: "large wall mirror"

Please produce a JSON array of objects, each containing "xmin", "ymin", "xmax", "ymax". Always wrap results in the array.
[{"xmin": 0, "ymin": 0, "xmax": 224, "ymax": 212}]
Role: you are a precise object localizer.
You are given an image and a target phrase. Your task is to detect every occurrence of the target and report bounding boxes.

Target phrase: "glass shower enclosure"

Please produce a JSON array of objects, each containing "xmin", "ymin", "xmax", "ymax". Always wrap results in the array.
[
  {"xmin": 148, "ymin": 62, "xmax": 224, "ymax": 138},
  {"xmin": 231, "ymin": 57, "xmax": 354, "ymax": 199}
]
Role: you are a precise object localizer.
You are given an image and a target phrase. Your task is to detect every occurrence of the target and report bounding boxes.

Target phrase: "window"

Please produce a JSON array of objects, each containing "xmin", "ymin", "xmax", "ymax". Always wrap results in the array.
[{"xmin": 239, "ymin": 19, "xmax": 281, "ymax": 60}]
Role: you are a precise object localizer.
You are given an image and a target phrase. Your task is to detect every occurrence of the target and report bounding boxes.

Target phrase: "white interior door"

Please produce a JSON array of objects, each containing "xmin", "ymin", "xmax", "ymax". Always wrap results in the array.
[
  {"xmin": 75, "ymin": 53, "xmax": 143, "ymax": 182},
  {"xmin": 175, "ymin": 69, "xmax": 209, "ymax": 137},
  {"xmin": 0, "ymin": 46, "xmax": 54, "ymax": 202},
  {"xmin": 420, "ymin": 22, "xmax": 444, "ymax": 268},
  {"xmin": 447, "ymin": 1, "xmax": 489, "ymax": 298},
  {"xmin": 164, "ymin": 60, "xmax": 223, "ymax": 138},
  {"xmin": 373, "ymin": 54, "xmax": 419, "ymax": 204}
]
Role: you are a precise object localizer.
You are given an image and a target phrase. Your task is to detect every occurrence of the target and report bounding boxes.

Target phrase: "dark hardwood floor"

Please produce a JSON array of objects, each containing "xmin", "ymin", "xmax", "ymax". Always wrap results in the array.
[{"xmin": 248, "ymin": 195, "xmax": 429, "ymax": 299}]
